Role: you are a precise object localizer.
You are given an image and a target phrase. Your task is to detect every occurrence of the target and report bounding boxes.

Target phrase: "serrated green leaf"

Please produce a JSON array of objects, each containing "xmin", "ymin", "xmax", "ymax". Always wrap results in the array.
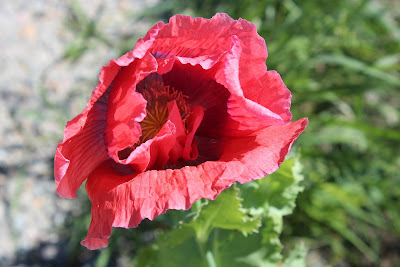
[
  {"xmin": 189, "ymin": 186, "xmax": 261, "ymax": 243},
  {"xmin": 240, "ymin": 158, "xmax": 304, "ymax": 218},
  {"xmin": 211, "ymin": 228, "xmax": 302, "ymax": 267},
  {"xmin": 260, "ymin": 216, "xmax": 283, "ymax": 263},
  {"xmin": 236, "ymin": 158, "xmax": 306, "ymax": 265}
]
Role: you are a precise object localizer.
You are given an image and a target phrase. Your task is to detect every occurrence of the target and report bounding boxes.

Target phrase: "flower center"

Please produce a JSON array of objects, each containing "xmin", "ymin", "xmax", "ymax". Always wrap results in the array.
[{"xmin": 136, "ymin": 80, "xmax": 190, "ymax": 144}]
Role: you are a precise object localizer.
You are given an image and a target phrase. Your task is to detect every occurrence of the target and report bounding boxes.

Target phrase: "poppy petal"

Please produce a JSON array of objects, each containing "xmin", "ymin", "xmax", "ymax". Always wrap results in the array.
[
  {"xmin": 55, "ymin": 90, "xmax": 109, "ymax": 199},
  {"xmin": 125, "ymin": 101, "xmax": 182, "ymax": 171},
  {"xmin": 182, "ymin": 105, "xmax": 204, "ymax": 160},
  {"xmin": 125, "ymin": 119, "xmax": 177, "ymax": 172},
  {"xmin": 54, "ymin": 46, "xmax": 149, "ymax": 198},
  {"xmin": 220, "ymin": 118, "xmax": 309, "ymax": 183},
  {"xmin": 81, "ymin": 159, "xmax": 244, "ymax": 249},
  {"xmin": 149, "ymin": 13, "xmax": 267, "ymax": 72},
  {"xmin": 241, "ymin": 70, "xmax": 293, "ymax": 124},
  {"xmin": 212, "ymin": 36, "xmax": 285, "ymax": 136},
  {"xmin": 104, "ymin": 52, "xmax": 158, "ymax": 162}
]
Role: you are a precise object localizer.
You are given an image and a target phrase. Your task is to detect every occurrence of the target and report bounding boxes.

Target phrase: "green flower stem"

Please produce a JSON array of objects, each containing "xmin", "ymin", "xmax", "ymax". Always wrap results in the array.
[{"xmin": 196, "ymin": 237, "xmax": 209, "ymax": 267}]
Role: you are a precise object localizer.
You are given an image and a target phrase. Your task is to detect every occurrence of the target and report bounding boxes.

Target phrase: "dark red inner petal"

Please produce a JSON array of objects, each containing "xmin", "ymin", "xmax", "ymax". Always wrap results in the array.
[
  {"xmin": 161, "ymin": 61, "xmax": 230, "ymax": 138},
  {"xmin": 121, "ymin": 63, "xmax": 230, "ymax": 171},
  {"xmin": 117, "ymin": 147, "xmax": 134, "ymax": 161}
]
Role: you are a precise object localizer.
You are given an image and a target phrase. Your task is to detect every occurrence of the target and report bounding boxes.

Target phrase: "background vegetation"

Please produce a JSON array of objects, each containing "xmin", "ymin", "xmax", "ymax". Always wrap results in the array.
[{"xmin": 61, "ymin": 0, "xmax": 400, "ymax": 266}]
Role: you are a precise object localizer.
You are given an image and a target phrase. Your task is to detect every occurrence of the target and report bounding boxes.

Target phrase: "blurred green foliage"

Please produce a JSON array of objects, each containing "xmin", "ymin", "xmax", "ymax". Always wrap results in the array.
[
  {"xmin": 63, "ymin": 0, "xmax": 112, "ymax": 61},
  {"xmin": 61, "ymin": 0, "xmax": 400, "ymax": 266}
]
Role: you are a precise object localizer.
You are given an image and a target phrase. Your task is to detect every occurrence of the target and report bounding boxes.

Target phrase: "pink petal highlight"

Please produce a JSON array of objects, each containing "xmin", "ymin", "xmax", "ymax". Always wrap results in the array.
[{"xmin": 164, "ymin": 100, "xmax": 187, "ymax": 163}]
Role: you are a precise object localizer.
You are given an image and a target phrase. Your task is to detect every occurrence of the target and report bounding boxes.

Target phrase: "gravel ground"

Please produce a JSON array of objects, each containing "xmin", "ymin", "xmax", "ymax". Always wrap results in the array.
[{"xmin": 0, "ymin": 0, "xmax": 157, "ymax": 265}]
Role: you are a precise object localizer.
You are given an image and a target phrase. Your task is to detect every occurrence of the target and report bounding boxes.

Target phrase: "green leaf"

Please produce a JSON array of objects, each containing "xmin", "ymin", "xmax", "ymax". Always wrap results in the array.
[
  {"xmin": 189, "ymin": 186, "xmax": 261, "ymax": 243},
  {"xmin": 136, "ymin": 187, "xmax": 262, "ymax": 267},
  {"xmin": 211, "ymin": 229, "xmax": 305, "ymax": 267},
  {"xmin": 211, "ymin": 229, "xmax": 273, "ymax": 267},
  {"xmin": 237, "ymin": 158, "xmax": 306, "ymax": 264},
  {"xmin": 135, "ymin": 226, "xmax": 205, "ymax": 267},
  {"xmin": 260, "ymin": 216, "xmax": 283, "ymax": 263},
  {"xmin": 240, "ymin": 158, "xmax": 304, "ymax": 218}
]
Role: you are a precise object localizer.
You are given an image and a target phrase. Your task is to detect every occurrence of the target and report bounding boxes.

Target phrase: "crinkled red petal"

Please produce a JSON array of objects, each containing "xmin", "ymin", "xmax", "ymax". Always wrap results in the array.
[
  {"xmin": 242, "ymin": 70, "xmax": 293, "ymax": 123},
  {"xmin": 81, "ymin": 159, "xmax": 243, "ymax": 249}
]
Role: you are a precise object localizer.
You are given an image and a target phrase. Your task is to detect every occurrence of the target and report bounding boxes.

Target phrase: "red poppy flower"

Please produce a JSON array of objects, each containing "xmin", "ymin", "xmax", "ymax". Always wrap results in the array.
[{"xmin": 54, "ymin": 13, "xmax": 308, "ymax": 250}]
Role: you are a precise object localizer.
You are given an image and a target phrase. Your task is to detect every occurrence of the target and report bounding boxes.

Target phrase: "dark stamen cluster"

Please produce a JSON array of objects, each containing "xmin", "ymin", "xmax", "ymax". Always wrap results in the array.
[{"xmin": 136, "ymin": 81, "xmax": 191, "ymax": 144}]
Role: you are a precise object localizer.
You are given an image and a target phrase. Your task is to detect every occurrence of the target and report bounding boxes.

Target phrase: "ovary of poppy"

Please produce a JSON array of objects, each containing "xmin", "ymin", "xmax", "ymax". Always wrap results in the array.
[{"xmin": 54, "ymin": 13, "xmax": 308, "ymax": 250}]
